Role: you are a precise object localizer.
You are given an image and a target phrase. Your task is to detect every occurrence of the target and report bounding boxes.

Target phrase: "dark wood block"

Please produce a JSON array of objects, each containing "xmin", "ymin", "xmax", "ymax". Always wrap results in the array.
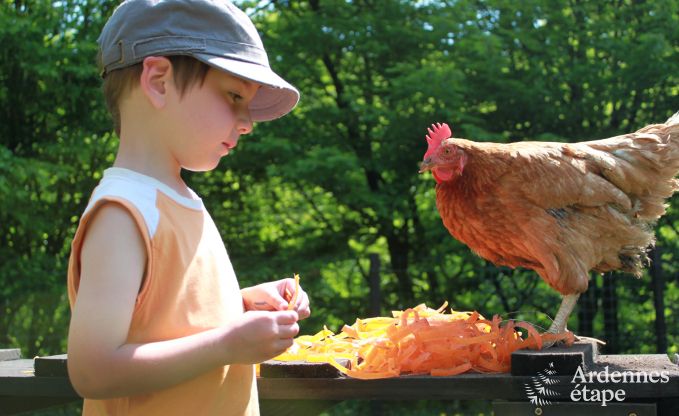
[
  {"xmin": 511, "ymin": 341, "xmax": 597, "ymax": 376},
  {"xmin": 34, "ymin": 354, "xmax": 68, "ymax": 377},
  {"xmin": 260, "ymin": 359, "xmax": 348, "ymax": 378},
  {"xmin": 0, "ymin": 349, "xmax": 21, "ymax": 362}
]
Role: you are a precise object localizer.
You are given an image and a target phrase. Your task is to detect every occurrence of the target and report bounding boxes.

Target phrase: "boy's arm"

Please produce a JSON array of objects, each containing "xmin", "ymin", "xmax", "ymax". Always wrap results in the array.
[{"xmin": 67, "ymin": 203, "xmax": 299, "ymax": 399}]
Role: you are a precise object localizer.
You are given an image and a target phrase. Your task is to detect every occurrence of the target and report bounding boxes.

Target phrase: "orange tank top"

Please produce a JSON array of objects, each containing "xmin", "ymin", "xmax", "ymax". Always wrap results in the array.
[{"xmin": 67, "ymin": 167, "xmax": 258, "ymax": 415}]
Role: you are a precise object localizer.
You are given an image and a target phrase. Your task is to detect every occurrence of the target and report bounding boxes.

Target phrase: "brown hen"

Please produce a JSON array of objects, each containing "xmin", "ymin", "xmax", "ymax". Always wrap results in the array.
[{"xmin": 419, "ymin": 112, "xmax": 679, "ymax": 338}]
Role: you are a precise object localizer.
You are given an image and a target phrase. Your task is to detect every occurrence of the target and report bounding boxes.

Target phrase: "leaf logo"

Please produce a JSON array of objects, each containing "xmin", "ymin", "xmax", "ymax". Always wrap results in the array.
[{"xmin": 523, "ymin": 362, "xmax": 560, "ymax": 406}]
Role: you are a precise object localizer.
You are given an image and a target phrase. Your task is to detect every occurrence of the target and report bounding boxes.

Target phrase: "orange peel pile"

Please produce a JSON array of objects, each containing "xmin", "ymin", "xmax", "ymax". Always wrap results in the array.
[{"xmin": 273, "ymin": 302, "xmax": 574, "ymax": 379}]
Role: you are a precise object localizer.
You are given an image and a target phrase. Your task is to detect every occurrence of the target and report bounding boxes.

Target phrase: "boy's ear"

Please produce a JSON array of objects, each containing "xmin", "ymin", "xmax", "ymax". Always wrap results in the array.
[{"xmin": 139, "ymin": 56, "xmax": 173, "ymax": 108}]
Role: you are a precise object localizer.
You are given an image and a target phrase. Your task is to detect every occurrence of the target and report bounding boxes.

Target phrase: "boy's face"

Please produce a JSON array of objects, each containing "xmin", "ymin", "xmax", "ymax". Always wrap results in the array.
[{"xmin": 166, "ymin": 68, "xmax": 260, "ymax": 172}]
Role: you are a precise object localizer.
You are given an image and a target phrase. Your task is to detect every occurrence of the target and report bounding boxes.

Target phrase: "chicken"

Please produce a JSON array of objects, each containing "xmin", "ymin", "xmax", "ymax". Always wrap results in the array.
[{"xmin": 418, "ymin": 112, "xmax": 679, "ymax": 339}]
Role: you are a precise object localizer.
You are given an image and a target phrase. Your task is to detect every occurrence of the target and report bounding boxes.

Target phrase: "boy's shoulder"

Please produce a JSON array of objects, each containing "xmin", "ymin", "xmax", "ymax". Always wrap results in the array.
[
  {"xmin": 84, "ymin": 168, "xmax": 203, "ymax": 239},
  {"xmin": 88, "ymin": 168, "xmax": 156, "ymax": 210}
]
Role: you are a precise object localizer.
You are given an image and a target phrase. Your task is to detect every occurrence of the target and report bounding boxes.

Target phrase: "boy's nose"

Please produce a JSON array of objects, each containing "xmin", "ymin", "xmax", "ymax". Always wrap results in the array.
[
  {"xmin": 237, "ymin": 108, "xmax": 253, "ymax": 135},
  {"xmin": 239, "ymin": 120, "xmax": 253, "ymax": 135}
]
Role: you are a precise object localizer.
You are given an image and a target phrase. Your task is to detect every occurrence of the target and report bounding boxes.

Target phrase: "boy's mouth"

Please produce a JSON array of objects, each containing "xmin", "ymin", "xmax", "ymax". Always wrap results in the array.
[{"xmin": 220, "ymin": 142, "xmax": 233, "ymax": 156}]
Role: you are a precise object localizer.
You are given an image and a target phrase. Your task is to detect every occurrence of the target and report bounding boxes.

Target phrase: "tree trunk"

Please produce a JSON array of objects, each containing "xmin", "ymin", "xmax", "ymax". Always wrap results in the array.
[
  {"xmin": 386, "ymin": 228, "xmax": 413, "ymax": 305},
  {"xmin": 602, "ymin": 273, "xmax": 619, "ymax": 353},
  {"xmin": 368, "ymin": 253, "xmax": 382, "ymax": 317},
  {"xmin": 426, "ymin": 268, "xmax": 439, "ymax": 301},
  {"xmin": 650, "ymin": 247, "xmax": 668, "ymax": 353}
]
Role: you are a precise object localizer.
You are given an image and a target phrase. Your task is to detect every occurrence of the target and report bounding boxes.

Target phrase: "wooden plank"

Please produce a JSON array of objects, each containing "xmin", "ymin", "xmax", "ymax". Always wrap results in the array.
[
  {"xmin": 257, "ymin": 354, "xmax": 679, "ymax": 401},
  {"xmin": 257, "ymin": 372, "xmax": 679, "ymax": 401},
  {"xmin": 0, "ymin": 359, "xmax": 79, "ymax": 398},
  {"xmin": 1, "ymin": 351, "xmax": 677, "ymax": 404},
  {"xmin": 258, "ymin": 373, "xmax": 536, "ymax": 401},
  {"xmin": 33, "ymin": 355, "xmax": 348, "ymax": 378},
  {"xmin": 0, "ymin": 349, "xmax": 20, "ymax": 362},
  {"xmin": 0, "ymin": 358, "xmax": 35, "ymax": 378}
]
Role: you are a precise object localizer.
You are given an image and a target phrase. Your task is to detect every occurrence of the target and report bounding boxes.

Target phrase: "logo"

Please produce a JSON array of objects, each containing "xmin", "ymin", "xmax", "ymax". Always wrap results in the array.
[
  {"xmin": 523, "ymin": 361, "xmax": 672, "ymax": 407},
  {"xmin": 523, "ymin": 362, "xmax": 560, "ymax": 406}
]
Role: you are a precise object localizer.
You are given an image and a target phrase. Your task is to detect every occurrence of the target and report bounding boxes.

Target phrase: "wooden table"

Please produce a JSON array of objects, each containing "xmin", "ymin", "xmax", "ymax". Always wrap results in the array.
[{"xmin": 2, "ymin": 346, "xmax": 679, "ymax": 415}]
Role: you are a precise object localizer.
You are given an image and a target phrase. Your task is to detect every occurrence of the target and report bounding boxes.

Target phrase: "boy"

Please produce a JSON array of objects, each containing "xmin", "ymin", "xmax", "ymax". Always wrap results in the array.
[{"xmin": 66, "ymin": 1, "xmax": 310, "ymax": 415}]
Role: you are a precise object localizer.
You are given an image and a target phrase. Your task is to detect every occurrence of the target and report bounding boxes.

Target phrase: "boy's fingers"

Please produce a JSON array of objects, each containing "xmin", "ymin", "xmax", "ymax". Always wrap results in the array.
[
  {"xmin": 278, "ymin": 323, "xmax": 299, "ymax": 339},
  {"xmin": 299, "ymin": 291, "xmax": 309, "ymax": 308},
  {"xmin": 298, "ymin": 306, "xmax": 311, "ymax": 320},
  {"xmin": 274, "ymin": 310, "xmax": 298, "ymax": 324},
  {"xmin": 284, "ymin": 277, "xmax": 296, "ymax": 290},
  {"xmin": 274, "ymin": 338, "xmax": 294, "ymax": 354},
  {"xmin": 295, "ymin": 292, "xmax": 311, "ymax": 319}
]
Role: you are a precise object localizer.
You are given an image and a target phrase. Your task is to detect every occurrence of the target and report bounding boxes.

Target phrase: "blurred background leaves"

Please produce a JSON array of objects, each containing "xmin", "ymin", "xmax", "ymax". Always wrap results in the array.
[{"xmin": 1, "ymin": 0, "xmax": 678, "ymax": 369}]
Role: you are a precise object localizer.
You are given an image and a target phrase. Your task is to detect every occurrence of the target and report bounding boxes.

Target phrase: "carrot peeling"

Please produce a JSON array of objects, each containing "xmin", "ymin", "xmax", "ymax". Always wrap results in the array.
[
  {"xmin": 286, "ymin": 273, "xmax": 300, "ymax": 311},
  {"xmin": 273, "ymin": 302, "xmax": 573, "ymax": 379}
]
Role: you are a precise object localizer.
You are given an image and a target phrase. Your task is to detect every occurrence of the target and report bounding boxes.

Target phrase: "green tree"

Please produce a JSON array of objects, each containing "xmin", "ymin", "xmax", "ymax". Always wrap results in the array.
[
  {"xmin": 224, "ymin": 0, "xmax": 679, "ymax": 350},
  {"xmin": 0, "ymin": 0, "xmax": 119, "ymax": 355}
]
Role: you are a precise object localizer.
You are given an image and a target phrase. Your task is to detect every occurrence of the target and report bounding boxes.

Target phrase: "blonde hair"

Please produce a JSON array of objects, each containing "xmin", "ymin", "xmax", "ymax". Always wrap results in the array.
[{"xmin": 101, "ymin": 55, "xmax": 210, "ymax": 135}]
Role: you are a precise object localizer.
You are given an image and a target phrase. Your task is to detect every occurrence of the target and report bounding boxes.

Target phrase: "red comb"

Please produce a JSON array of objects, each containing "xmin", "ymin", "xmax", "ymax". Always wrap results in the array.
[{"xmin": 424, "ymin": 122, "xmax": 452, "ymax": 159}]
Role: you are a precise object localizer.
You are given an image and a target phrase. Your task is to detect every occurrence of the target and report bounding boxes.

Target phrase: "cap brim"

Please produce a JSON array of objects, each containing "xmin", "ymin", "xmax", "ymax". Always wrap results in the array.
[{"xmin": 194, "ymin": 54, "xmax": 299, "ymax": 122}]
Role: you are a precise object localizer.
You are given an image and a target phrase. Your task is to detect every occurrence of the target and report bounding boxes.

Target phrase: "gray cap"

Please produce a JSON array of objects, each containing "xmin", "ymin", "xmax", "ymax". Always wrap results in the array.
[{"xmin": 98, "ymin": 0, "xmax": 299, "ymax": 121}]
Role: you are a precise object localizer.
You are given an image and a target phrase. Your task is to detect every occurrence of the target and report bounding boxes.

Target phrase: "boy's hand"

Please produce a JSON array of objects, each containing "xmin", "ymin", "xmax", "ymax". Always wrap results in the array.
[
  {"xmin": 227, "ymin": 310, "xmax": 299, "ymax": 364},
  {"xmin": 241, "ymin": 278, "xmax": 311, "ymax": 320}
]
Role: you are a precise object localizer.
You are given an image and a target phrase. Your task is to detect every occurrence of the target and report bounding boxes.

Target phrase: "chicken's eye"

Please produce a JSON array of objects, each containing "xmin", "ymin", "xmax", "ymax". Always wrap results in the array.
[{"xmin": 443, "ymin": 148, "xmax": 452, "ymax": 155}]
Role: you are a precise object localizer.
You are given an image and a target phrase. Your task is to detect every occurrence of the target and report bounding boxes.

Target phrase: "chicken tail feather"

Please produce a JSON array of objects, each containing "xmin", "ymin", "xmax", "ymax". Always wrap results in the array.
[{"xmin": 580, "ymin": 113, "xmax": 679, "ymax": 221}]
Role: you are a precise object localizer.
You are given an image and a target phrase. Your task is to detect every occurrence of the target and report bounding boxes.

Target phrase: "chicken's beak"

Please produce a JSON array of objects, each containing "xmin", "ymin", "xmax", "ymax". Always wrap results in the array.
[{"xmin": 419, "ymin": 158, "xmax": 434, "ymax": 173}]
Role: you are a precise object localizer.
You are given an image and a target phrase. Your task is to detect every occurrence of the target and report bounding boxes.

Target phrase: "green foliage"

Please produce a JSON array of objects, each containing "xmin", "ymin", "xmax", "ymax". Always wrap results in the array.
[
  {"xmin": 0, "ymin": 0, "xmax": 118, "ymax": 355},
  {"xmin": 1, "ymin": 0, "xmax": 679, "ymax": 386},
  {"xmin": 233, "ymin": 0, "xmax": 679, "ymax": 355}
]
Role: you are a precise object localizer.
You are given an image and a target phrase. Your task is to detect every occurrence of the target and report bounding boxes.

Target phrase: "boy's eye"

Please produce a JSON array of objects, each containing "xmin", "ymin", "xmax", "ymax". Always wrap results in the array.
[{"xmin": 228, "ymin": 92, "xmax": 243, "ymax": 102}]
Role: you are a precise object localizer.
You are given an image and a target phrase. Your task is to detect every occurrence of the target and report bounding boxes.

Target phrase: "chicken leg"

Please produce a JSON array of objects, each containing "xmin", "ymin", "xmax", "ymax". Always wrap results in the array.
[{"xmin": 547, "ymin": 293, "xmax": 579, "ymax": 335}]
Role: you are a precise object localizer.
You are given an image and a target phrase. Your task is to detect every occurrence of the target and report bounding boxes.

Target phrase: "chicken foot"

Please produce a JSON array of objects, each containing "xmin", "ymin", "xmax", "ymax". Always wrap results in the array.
[{"xmin": 545, "ymin": 293, "xmax": 605, "ymax": 348}]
